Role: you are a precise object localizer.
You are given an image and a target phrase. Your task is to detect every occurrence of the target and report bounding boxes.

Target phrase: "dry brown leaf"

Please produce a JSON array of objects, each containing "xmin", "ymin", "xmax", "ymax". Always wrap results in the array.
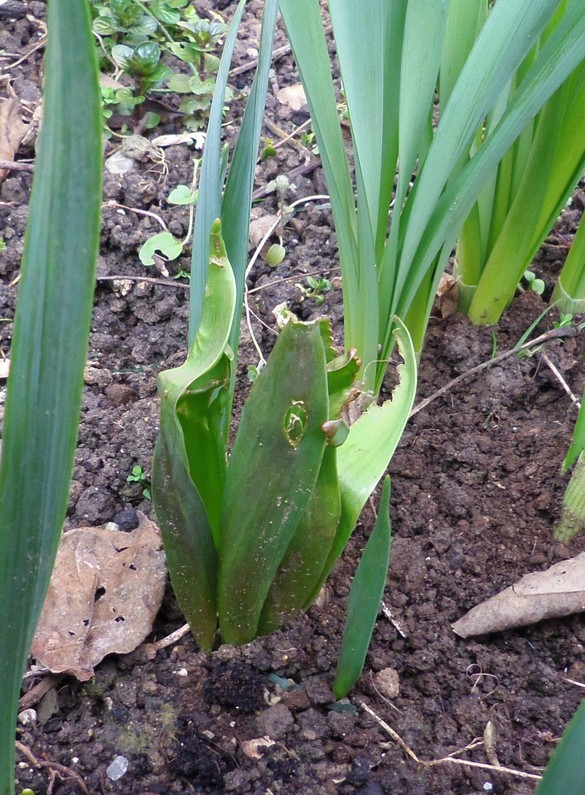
[
  {"xmin": 276, "ymin": 84, "xmax": 307, "ymax": 112},
  {"xmin": 32, "ymin": 513, "xmax": 166, "ymax": 680},
  {"xmin": 436, "ymin": 273, "xmax": 459, "ymax": 319},
  {"xmin": 250, "ymin": 213, "xmax": 280, "ymax": 252},
  {"xmin": 452, "ymin": 552, "xmax": 585, "ymax": 638},
  {"xmin": 0, "ymin": 98, "xmax": 28, "ymax": 182}
]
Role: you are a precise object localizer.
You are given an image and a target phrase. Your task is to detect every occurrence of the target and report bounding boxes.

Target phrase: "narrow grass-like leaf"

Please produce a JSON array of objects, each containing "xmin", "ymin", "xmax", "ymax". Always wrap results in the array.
[
  {"xmin": 395, "ymin": 2, "xmax": 585, "ymax": 328},
  {"xmin": 0, "ymin": 0, "xmax": 102, "ymax": 790},
  {"xmin": 222, "ymin": 0, "xmax": 278, "ymax": 355},
  {"xmin": 535, "ymin": 698, "xmax": 585, "ymax": 795},
  {"xmin": 218, "ymin": 320, "xmax": 329, "ymax": 645},
  {"xmin": 553, "ymin": 212, "xmax": 585, "ymax": 314},
  {"xmin": 563, "ymin": 389, "xmax": 585, "ymax": 472},
  {"xmin": 333, "ymin": 476, "xmax": 392, "ymax": 699},
  {"xmin": 152, "ymin": 221, "xmax": 236, "ymax": 650},
  {"xmin": 189, "ymin": 0, "xmax": 246, "ymax": 343},
  {"xmin": 465, "ymin": 59, "xmax": 585, "ymax": 324},
  {"xmin": 554, "ymin": 456, "xmax": 585, "ymax": 542}
]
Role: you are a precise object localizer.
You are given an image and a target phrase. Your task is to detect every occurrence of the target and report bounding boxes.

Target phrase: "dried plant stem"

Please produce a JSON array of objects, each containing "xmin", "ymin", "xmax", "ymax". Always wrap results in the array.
[{"xmin": 359, "ymin": 701, "xmax": 542, "ymax": 782}]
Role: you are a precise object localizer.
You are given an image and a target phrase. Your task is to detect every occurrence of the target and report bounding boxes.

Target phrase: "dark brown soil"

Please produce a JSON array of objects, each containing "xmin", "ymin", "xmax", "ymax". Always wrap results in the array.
[{"xmin": 1, "ymin": 2, "xmax": 585, "ymax": 794}]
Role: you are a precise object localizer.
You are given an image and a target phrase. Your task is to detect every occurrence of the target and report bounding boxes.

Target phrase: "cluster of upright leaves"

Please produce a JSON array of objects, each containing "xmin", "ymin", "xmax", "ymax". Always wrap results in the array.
[
  {"xmin": 453, "ymin": 0, "xmax": 585, "ymax": 324},
  {"xmin": 280, "ymin": 0, "xmax": 585, "ymax": 385},
  {"xmin": 152, "ymin": 222, "xmax": 416, "ymax": 662},
  {"xmin": 91, "ymin": 0, "xmax": 228, "ymax": 128}
]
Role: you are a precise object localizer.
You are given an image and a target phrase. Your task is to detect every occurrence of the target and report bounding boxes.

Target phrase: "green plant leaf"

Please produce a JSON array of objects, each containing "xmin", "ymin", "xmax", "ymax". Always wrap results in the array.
[
  {"xmin": 309, "ymin": 318, "xmax": 416, "ymax": 601},
  {"xmin": 0, "ymin": 0, "xmax": 102, "ymax": 789},
  {"xmin": 152, "ymin": 221, "xmax": 236, "ymax": 651},
  {"xmin": 218, "ymin": 319, "xmax": 330, "ymax": 646},
  {"xmin": 535, "ymin": 698, "xmax": 585, "ymax": 795},
  {"xmin": 333, "ymin": 476, "xmax": 392, "ymax": 699},
  {"xmin": 563, "ymin": 387, "xmax": 585, "ymax": 472},
  {"xmin": 139, "ymin": 231, "xmax": 183, "ymax": 265}
]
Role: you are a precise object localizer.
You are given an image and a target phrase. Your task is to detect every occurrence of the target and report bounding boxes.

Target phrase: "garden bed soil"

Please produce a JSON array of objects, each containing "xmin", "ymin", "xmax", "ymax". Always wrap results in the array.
[{"xmin": 1, "ymin": 2, "xmax": 585, "ymax": 793}]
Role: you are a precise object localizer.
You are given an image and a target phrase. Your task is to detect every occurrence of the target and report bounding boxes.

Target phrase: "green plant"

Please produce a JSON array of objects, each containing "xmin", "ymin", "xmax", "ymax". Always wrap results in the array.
[
  {"xmin": 297, "ymin": 275, "xmax": 332, "ymax": 306},
  {"xmin": 91, "ymin": 0, "xmax": 228, "ymax": 130},
  {"xmin": 552, "ymin": 208, "xmax": 585, "ymax": 314},
  {"xmin": 0, "ymin": 0, "xmax": 102, "ymax": 791},
  {"xmin": 554, "ymin": 385, "xmax": 585, "ymax": 541},
  {"xmin": 127, "ymin": 464, "xmax": 152, "ymax": 499},
  {"xmin": 280, "ymin": 0, "xmax": 585, "ymax": 385},
  {"xmin": 150, "ymin": 0, "xmax": 416, "ymax": 699},
  {"xmin": 451, "ymin": 2, "xmax": 585, "ymax": 324},
  {"xmin": 535, "ymin": 698, "xmax": 585, "ymax": 795}
]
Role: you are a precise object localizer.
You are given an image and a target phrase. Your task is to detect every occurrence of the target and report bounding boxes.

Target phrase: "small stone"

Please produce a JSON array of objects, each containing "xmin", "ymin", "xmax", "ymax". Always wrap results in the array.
[
  {"xmin": 257, "ymin": 703, "xmax": 294, "ymax": 738},
  {"xmin": 374, "ymin": 667, "xmax": 400, "ymax": 699},
  {"xmin": 84, "ymin": 366, "xmax": 112, "ymax": 388},
  {"xmin": 17, "ymin": 709, "xmax": 37, "ymax": 726},
  {"xmin": 105, "ymin": 383, "xmax": 135, "ymax": 407},
  {"xmin": 106, "ymin": 755, "xmax": 129, "ymax": 781},
  {"xmin": 304, "ymin": 674, "xmax": 335, "ymax": 704}
]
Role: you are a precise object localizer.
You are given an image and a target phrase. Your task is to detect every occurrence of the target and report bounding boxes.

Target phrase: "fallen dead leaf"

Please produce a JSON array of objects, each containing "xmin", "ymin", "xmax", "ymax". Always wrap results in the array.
[
  {"xmin": 250, "ymin": 213, "xmax": 280, "ymax": 254},
  {"xmin": 0, "ymin": 359, "xmax": 10, "ymax": 379},
  {"xmin": 436, "ymin": 273, "xmax": 459, "ymax": 319},
  {"xmin": 32, "ymin": 513, "xmax": 166, "ymax": 680},
  {"xmin": 0, "ymin": 98, "xmax": 28, "ymax": 182},
  {"xmin": 452, "ymin": 551, "xmax": 585, "ymax": 638}
]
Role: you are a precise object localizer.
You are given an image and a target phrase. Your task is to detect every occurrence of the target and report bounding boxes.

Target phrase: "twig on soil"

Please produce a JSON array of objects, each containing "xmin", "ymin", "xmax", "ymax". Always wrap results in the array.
[
  {"xmin": 16, "ymin": 741, "xmax": 90, "ymax": 795},
  {"xmin": 264, "ymin": 117, "xmax": 314, "ymax": 159},
  {"xmin": 563, "ymin": 677, "xmax": 585, "ymax": 689},
  {"xmin": 252, "ymin": 158, "xmax": 322, "ymax": 200},
  {"xmin": 0, "ymin": 159, "xmax": 35, "ymax": 173},
  {"xmin": 359, "ymin": 701, "xmax": 542, "ymax": 782},
  {"xmin": 102, "ymin": 201, "xmax": 168, "ymax": 231},
  {"xmin": 5, "ymin": 32, "xmax": 47, "ymax": 70},
  {"xmin": 19, "ymin": 673, "xmax": 64, "ymax": 711},
  {"xmin": 142, "ymin": 622, "xmax": 191, "ymax": 657},
  {"xmin": 541, "ymin": 352, "xmax": 582, "ymax": 407},
  {"xmin": 230, "ymin": 41, "xmax": 292, "ymax": 78},
  {"xmin": 410, "ymin": 326, "xmax": 579, "ymax": 418},
  {"xmin": 97, "ymin": 274, "xmax": 188, "ymax": 288}
]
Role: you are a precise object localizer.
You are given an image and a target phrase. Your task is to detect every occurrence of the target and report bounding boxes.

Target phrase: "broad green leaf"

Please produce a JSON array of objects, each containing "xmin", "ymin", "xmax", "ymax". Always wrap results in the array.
[
  {"xmin": 312, "ymin": 318, "xmax": 416, "ymax": 597},
  {"xmin": 258, "ymin": 446, "xmax": 341, "ymax": 635},
  {"xmin": 256, "ymin": 343, "xmax": 361, "ymax": 632},
  {"xmin": 139, "ymin": 231, "xmax": 183, "ymax": 266},
  {"xmin": 0, "ymin": 0, "xmax": 102, "ymax": 790},
  {"xmin": 535, "ymin": 698, "xmax": 585, "ymax": 795},
  {"xmin": 333, "ymin": 476, "xmax": 392, "ymax": 699},
  {"xmin": 152, "ymin": 221, "xmax": 236, "ymax": 651},
  {"xmin": 218, "ymin": 320, "xmax": 329, "ymax": 646}
]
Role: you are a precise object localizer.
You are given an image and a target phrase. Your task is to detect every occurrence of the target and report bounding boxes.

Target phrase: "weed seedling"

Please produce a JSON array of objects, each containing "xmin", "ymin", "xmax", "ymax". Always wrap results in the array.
[{"xmin": 127, "ymin": 464, "xmax": 151, "ymax": 500}]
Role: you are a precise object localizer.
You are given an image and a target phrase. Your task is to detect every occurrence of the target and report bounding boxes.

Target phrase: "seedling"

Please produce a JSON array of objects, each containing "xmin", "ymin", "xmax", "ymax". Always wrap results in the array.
[
  {"xmin": 127, "ymin": 464, "xmax": 151, "ymax": 500},
  {"xmin": 522, "ymin": 269, "xmax": 545, "ymax": 296},
  {"xmin": 90, "ymin": 0, "xmax": 229, "ymax": 130},
  {"xmin": 297, "ymin": 275, "xmax": 332, "ymax": 306}
]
